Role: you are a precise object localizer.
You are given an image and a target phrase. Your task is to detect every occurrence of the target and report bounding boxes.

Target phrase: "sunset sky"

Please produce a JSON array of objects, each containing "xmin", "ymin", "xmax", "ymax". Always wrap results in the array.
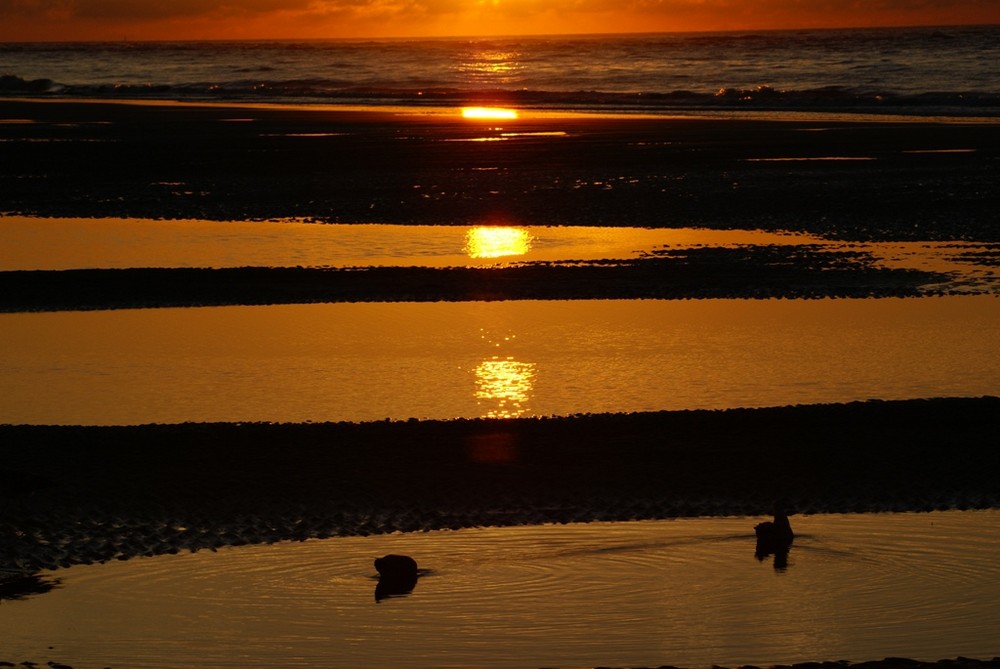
[{"xmin": 0, "ymin": 0, "xmax": 997, "ymax": 42}]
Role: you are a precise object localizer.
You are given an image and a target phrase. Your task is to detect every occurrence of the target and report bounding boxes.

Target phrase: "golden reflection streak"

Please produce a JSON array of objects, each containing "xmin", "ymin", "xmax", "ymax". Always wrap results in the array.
[
  {"xmin": 474, "ymin": 356, "xmax": 535, "ymax": 419},
  {"xmin": 460, "ymin": 49, "xmax": 522, "ymax": 86},
  {"xmin": 465, "ymin": 226, "xmax": 532, "ymax": 259},
  {"xmin": 461, "ymin": 106, "xmax": 519, "ymax": 120}
]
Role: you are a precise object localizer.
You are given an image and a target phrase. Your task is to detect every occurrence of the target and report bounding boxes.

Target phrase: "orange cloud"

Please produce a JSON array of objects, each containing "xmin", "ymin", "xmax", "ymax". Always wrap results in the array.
[{"xmin": 0, "ymin": 0, "xmax": 996, "ymax": 41}]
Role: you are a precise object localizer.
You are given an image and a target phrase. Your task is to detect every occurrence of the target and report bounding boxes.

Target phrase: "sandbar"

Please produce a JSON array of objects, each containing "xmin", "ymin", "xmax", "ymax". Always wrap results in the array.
[{"xmin": 2, "ymin": 397, "xmax": 998, "ymax": 573}]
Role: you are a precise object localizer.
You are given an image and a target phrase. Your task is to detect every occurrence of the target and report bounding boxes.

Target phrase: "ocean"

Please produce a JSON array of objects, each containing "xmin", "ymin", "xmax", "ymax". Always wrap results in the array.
[{"xmin": 2, "ymin": 25, "xmax": 999, "ymax": 114}]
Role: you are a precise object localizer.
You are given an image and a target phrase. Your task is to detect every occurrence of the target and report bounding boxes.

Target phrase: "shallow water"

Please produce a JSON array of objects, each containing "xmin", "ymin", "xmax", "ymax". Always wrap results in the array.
[
  {"xmin": 3, "ymin": 218, "xmax": 997, "ymax": 296},
  {"xmin": 3, "ymin": 217, "xmax": 998, "ymax": 286},
  {"xmin": 3, "ymin": 512, "xmax": 998, "ymax": 669},
  {"xmin": 1, "ymin": 296, "xmax": 998, "ymax": 425},
  {"xmin": 0, "ymin": 217, "xmax": 817, "ymax": 270}
]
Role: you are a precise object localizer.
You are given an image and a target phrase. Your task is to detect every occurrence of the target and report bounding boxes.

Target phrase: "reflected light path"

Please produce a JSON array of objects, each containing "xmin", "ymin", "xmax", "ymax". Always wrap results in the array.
[
  {"xmin": 464, "ymin": 225, "xmax": 533, "ymax": 259},
  {"xmin": 474, "ymin": 356, "xmax": 536, "ymax": 418},
  {"xmin": 459, "ymin": 49, "xmax": 523, "ymax": 86}
]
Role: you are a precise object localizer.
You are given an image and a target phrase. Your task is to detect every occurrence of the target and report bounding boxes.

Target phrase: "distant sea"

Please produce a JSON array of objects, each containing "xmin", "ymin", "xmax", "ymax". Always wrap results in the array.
[{"xmin": 2, "ymin": 25, "xmax": 999, "ymax": 115}]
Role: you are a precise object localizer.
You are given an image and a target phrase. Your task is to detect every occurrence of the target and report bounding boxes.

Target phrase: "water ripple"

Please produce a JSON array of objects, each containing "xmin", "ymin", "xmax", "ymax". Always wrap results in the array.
[{"xmin": 4, "ymin": 513, "xmax": 999, "ymax": 669}]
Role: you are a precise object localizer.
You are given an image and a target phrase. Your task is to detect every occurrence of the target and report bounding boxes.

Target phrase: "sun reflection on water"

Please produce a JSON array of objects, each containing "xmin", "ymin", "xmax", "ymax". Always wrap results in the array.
[
  {"xmin": 475, "ymin": 356, "xmax": 536, "ymax": 419},
  {"xmin": 465, "ymin": 226, "xmax": 532, "ymax": 259},
  {"xmin": 461, "ymin": 106, "xmax": 519, "ymax": 120},
  {"xmin": 459, "ymin": 50, "xmax": 523, "ymax": 85}
]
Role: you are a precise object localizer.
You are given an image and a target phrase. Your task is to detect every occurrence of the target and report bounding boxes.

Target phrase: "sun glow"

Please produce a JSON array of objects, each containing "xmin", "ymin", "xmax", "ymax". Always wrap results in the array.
[
  {"xmin": 465, "ymin": 226, "xmax": 533, "ymax": 259},
  {"xmin": 461, "ymin": 107, "xmax": 519, "ymax": 120}
]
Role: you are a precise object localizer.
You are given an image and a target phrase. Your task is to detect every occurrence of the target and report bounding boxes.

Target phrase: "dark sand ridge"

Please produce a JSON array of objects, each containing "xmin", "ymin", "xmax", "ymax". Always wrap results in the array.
[
  {"xmin": 0, "ymin": 246, "xmax": 950, "ymax": 312},
  {"xmin": 1, "ymin": 99, "xmax": 999, "ymax": 241},
  {"xmin": 2, "ymin": 398, "xmax": 998, "ymax": 575}
]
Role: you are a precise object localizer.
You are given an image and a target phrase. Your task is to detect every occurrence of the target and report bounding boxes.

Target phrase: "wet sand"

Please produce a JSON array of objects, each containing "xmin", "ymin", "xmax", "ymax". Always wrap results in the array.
[{"xmin": 2, "ymin": 99, "xmax": 999, "ymax": 240}]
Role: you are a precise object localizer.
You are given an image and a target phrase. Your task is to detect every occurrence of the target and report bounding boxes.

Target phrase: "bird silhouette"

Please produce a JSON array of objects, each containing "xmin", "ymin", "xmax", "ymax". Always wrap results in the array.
[
  {"xmin": 374, "ymin": 554, "xmax": 419, "ymax": 602},
  {"xmin": 754, "ymin": 502, "xmax": 794, "ymax": 569}
]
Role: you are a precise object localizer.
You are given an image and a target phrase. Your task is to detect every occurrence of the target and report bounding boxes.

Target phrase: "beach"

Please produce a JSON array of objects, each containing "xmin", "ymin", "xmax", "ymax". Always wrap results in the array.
[
  {"xmin": 2, "ymin": 97, "xmax": 1000, "ymax": 668},
  {"xmin": 2, "ymin": 99, "xmax": 999, "ymax": 311}
]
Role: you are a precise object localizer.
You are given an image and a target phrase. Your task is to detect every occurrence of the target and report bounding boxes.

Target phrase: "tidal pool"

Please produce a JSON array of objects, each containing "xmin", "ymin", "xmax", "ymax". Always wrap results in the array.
[
  {"xmin": 1, "ymin": 296, "xmax": 998, "ymax": 425},
  {"xmin": 3, "ymin": 511, "xmax": 998, "ymax": 669},
  {"xmin": 0, "ymin": 217, "xmax": 823, "ymax": 269},
  {"xmin": 2, "ymin": 218, "xmax": 998, "ymax": 296}
]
